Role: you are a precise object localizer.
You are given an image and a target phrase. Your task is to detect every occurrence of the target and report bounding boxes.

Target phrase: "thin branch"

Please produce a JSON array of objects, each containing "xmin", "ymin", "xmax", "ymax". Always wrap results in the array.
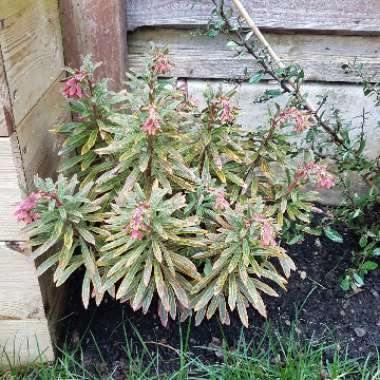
[{"xmin": 218, "ymin": 0, "xmax": 377, "ymax": 190}]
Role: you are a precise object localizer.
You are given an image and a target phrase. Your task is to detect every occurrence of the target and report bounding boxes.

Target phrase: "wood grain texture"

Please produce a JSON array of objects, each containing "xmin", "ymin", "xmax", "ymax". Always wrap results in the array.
[
  {"xmin": 0, "ymin": 243, "xmax": 45, "ymax": 321},
  {"xmin": 0, "ymin": 137, "xmax": 25, "ymax": 241},
  {"xmin": 0, "ymin": 48, "xmax": 14, "ymax": 137},
  {"xmin": 17, "ymin": 74, "xmax": 68, "ymax": 190},
  {"xmin": 126, "ymin": 0, "xmax": 380, "ymax": 35},
  {"xmin": 188, "ymin": 79, "xmax": 380, "ymax": 204},
  {"xmin": 0, "ymin": 0, "xmax": 64, "ymax": 126},
  {"xmin": 0, "ymin": 319, "xmax": 54, "ymax": 367},
  {"xmin": 128, "ymin": 28, "xmax": 380, "ymax": 83},
  {"xmin": 60, "ymin": 0, "xmax": 127, "ymax": 91}
]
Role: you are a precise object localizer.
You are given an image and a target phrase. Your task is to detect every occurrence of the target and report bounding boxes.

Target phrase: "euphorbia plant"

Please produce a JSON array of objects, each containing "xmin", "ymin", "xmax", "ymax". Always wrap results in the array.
[
  {"xmin": 16, "ymin": 175, "xmax": 103, "ymax": 307},
  {"xmin": 16, "ymin": 48, "xmax": 335, "ymax": 326}
]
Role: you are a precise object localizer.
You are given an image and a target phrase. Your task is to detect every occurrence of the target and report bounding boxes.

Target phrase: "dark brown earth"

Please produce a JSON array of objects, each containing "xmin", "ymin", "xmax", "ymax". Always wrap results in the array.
[{"xmin": 60, "ymin": 231, "xmax": 380, "ymax": 375}]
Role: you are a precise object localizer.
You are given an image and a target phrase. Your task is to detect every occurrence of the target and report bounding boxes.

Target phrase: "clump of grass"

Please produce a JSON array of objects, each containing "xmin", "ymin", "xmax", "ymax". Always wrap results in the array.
[{"xmin": 1, "ymin": 322, "xmax": 379, "ymax": 380}]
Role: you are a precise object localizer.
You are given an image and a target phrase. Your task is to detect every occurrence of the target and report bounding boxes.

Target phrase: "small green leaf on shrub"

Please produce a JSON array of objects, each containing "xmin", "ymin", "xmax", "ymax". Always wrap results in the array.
[
  {"xmin": 362, "ymin": 261, "xmax": 378, "ymax": 271},
  {"xmin": 359, "ymin": 235, "xmax": 368, "ymax": 248},
  {"xmin": 353, "ymin": 272, "xmax": 364, "ymax": 287},
  {"xmin": 287, "ymin": 234, "xmax": 302, "ymax": 245},
  {"xmin": 248, "ymin": 71, "xmax": 264, "ymax": 84},
  {"xmin": 340, "ymin": 277, "xmax": 351, "ymax": 291},
  {"xmin": 373, "ymin": 248, "xmax": 380, "ymax": 256},
  {"xmin": 324, "ymin": 227, "xmax": 343, "ymax": 243}
]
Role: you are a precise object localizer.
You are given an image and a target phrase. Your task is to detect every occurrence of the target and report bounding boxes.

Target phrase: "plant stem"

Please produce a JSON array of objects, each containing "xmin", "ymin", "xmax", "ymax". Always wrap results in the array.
[
  {"xmin": 199, "ymin": 102, "xmax": 217, "ymax": 175},
  {"xmin": 217, "ymin": 0, "xmax": 376, "ymax": 190}
]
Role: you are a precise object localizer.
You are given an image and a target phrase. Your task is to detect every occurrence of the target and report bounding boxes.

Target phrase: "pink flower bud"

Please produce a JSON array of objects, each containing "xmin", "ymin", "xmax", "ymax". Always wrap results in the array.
[
  {"xmin": 152, "ymin": 52, "xmax": 171, "ymax": 75},
  {"xmin": 127, "ymin": 203, "xmax": 150, "ymax": 240},
  {"xmin": 294, "ymin": 163, "xmax": 335, "ymax": 189},
  {"xmin": 219, "ymin": 96, "xmax": 235, "ymax": 124},
  {"xmin": 211, "ymin": 188, "xmax": 230, "ymax": 211},
  {"xmin": 251, "ymin": 213, "xmax": 277, "ymax": 247},
  {"xmin": 141, "ymin": 106, "xmax": 161, "ymax": 135},
  {"xmin": 14, "ymin": 192, "xmax": 42, "ymax": 224},
  {"xmin": 279, "ymin": 107, "xmax": 310, "ymax": 133},
  {"xmin": 63, "ymin": 70, "xmax": 87, "ymax": 99},
  {"xmin": 131, "ymin": 229, "xmax": 144, "ymax": 240}
]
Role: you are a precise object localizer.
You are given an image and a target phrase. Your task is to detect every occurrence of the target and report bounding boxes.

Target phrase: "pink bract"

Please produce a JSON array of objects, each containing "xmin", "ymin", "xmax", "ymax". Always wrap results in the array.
[
  {"xmin": 141, "ymin": 106, "xmax": 161, "ymax": 135},
  {"xmin": 152, "ymin": 52, "xmax": 171, "ymax": 75}
]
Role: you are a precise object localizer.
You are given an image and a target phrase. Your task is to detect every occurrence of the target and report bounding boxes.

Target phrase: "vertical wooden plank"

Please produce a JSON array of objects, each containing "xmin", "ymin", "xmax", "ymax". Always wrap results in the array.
[
  {"xmin": 60, "ymin": 0, "xmax": 127, "ymax": 91},
  {"xmin": 0, "ymin": 137, "xmax": 25, "ymax": 241},
  {"xmin": 0, "ymin": 48, "xmax": 14, "ymax": 137},
  {"xmin": 0, "ymin": 0, "xmax": 64, "ymax": 126}
]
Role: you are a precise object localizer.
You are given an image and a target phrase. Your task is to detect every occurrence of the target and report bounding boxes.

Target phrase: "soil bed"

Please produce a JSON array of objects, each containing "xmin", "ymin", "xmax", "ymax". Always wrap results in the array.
[{"xmin": 62, "ymin": 232, "xmax": 380, "ymax": 375}]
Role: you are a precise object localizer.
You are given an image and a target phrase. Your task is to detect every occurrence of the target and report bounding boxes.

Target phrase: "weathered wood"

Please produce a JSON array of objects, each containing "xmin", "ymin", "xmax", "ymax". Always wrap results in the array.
[
  {"xmin": 0, "ymin": 243, "xmax": 45, "ymax": 321},
  {"xmin": 0, "ymin": 137, "xmax": 25, "ymax": 241},
  {"xmin": 0, "ymin": 49, "xmax": 13, "ymax": 137},
  {"xmin": 128, "ymin": 28, "xmax": 380, "ymax": 83},
  {"xmin": 126, "ymin": 0, "xmax": 380, "ymax": 35},
  {"xmin": 0, "ymin": 242, "xmax": 54, "ymax": 367},
  {"xmin": 0, "ymin": 0, "xmax": 64, "ymax": 126},
  {"xmin": 16, "ymin": 74, "xmax": 68, "ymax": 190},
  {"xmin": 60, "ymin": 0, "xmax": 127, "ymax": 91},
  {"xmin": 188, "ymin": 79, "xmax": 380, "ymax": 204},
  {"xmin": 0, "ymin": 320, "xmax": 54, "ymax": 367}
]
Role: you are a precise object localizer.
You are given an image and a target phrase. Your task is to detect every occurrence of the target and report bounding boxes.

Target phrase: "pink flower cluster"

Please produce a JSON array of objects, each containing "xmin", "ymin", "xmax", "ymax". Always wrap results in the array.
[
  {"xmin": 152, "ymin": 52, "xmax": 171, "ymax": 75},
  {"xmin": 248, "ymin": 214, "xmax": 277, "ymax": 247},
  {"xmin": 14, "ymin": 192, "xmax": 42, "ymax": 224},
  {"xmin": 141, "ymin": 106, "xmax": 161, "ymax": 135},
  {"xmin": 63, "ymin": 70, "xmax": 87, "ymax": 99},
  {"xmin": 218, "ymin": 96, "xmax": 236, "ymax": 124},
  {"xmin": 279, "ymin": 107, "xmax": 310, "ymax": 133},
  {"xmin": 127, "ymin": 203, "xmax": 149, "ymax": 240},
  {"xmin": 295, "ymin": 163, "xmax": 335, "ymax": 189},
  {"xmin": 15, "ymin": 191, "xmax": 62, "ymax": 225},
  {"xmin": 211, "ymin": 188, "xmax": 230, "ymax": 211}
]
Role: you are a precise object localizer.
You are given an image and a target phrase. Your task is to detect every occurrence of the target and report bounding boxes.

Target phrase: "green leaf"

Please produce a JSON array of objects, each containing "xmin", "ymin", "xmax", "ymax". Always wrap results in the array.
[
  {"xmin": 63, "ymin": 225, "xmax": 73, "ymax": 251},
  {"xmin": 81, "ymin": 129, "xmax": 98, "ymax": 155},
  {"xmin": 362, "ymin": 261, "xmax": 378, "ymax": 271},
  {"xmin": 154, "ymin": 261, "xmax": 170, "ymax": 311},
  {"xmin": 81, "ymin": 270, "xmax": 91, "ymax": 309},
  {"xmin": 353, "ymin": 272, "xmax": 364, "ymax": 287},
  {"xmin": 373, "ymin": 248, "xmax": 380, "ymax": 256},
  {"xmin": 248, "ymin": 71, "xmax": 264, "ymax": 84},
  {"xmin": 79, "ymin": 237, "xmax": 96, "ymax": 275},
  {"xmin": 228, "ymin": 274, "xmax": 237, "ymax": 311},
  {"xmin": 77, "ymin": 227, "xmax": 96, "ymax": 245},
  {"xmin": 359, "ymin": 235, "xmax": 368, "ymax": 248},
  {"xmin": 324, "ymin": 227, "xmax": 343, "ymax": 243},
  {"xmin": 31, "ymin": 220, "xmax": 64, "ymax": 260},
  {"xmin": 340, "ymin": 277, "xmax": 351, "ymax": 292},
  {"xmin": 36, "ymin": 252, "xmax": 60, "ymax": 276}
]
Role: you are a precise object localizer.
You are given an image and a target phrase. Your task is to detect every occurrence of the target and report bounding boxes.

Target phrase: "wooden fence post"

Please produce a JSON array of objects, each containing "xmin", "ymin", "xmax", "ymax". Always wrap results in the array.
[{"xmin": 59, "ymin": 0, "xmax": 127, "ymax": 91}]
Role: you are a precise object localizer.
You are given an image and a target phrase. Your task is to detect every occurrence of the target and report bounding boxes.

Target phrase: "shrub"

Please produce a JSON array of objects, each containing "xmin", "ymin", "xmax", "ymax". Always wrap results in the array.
[
  {"xmin": 208, "ymin": 0, "xmax": 380, "ymax": 292},
  {"xmin": 16, "ymin": 49, "xmax": 335, "ymax": 327}
]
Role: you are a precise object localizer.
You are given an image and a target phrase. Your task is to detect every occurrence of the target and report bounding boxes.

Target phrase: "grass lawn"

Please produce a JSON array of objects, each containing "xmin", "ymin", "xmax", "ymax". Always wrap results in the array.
[{"xmin": 2, "ymin": 322, "xmax": 379, "ymax": 380}]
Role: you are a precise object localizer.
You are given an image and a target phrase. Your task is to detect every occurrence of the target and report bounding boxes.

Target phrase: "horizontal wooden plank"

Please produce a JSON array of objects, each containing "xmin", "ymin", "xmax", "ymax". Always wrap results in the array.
[
  {"xmin": 187, "ymin": 80, "xmax": 380, "ymax": 204},
  {"xmin": 0, "ymin": 137, "xmax": 25, "ymax": 241},
  {"xmin": 0, "ymin": 0, "xmax": 64, "ymax": 125},
  {"xmin": 0, "ymin": 319, "xmax": 54, "ymax": 367},
  {"xmin": 0, "ymin": 242, "xmax": 45, "ymax": 321},
  {"xmin": 17, "ymin": 74, "xmax": 68, "ymax": 189},
  {"xmin": 126, "ymin": 0, "xmax": 380, "ymax": 35},
  {"xmin": 128, "ymin": 28, "xmax": 380, "ymax": 83}
]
